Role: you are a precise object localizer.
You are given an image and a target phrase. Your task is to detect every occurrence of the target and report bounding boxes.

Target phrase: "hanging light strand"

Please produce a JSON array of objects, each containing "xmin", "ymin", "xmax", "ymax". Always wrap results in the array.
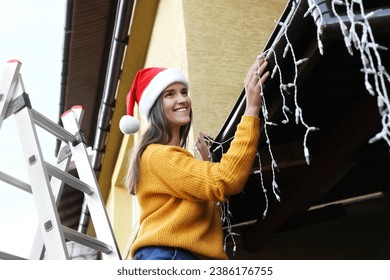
[
  {"xmin": 263, "ymin": 0, "xmax": 319, "ymax": 166},
  {"xmin": 307, "ymin": 0, "xmax": 390, "ymax": 147}
]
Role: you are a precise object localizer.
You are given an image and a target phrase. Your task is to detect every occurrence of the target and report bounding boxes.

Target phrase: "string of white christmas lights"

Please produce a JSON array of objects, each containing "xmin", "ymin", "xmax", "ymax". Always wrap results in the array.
[
  {"xmin": 252, "ymin": 0, "xmax": 319, "ymax": 215},
  {"xmin": 307, "ymin": 0, "xmax": 390, "ymax": 147},
  {"xmin": 220, "ymin": 201, "xmax": 240, "ymax": 255},
  {"xmin": 193, "ymin": 136, "xmax": 239, "ymax": 255},
  {"xmin": 198, "ymin": 1, "xmax": 317, "ymax": 224},
  {"xmin": 256, "ymin": 54, "xmax": 281, "ymax": 203},
  {"xmin": 306, "ymin": 0, "xmax": 325, "ymax": 55},
  {"xmin": 254, "ymin": 151, "xmax": 270, "ymax": 218}
]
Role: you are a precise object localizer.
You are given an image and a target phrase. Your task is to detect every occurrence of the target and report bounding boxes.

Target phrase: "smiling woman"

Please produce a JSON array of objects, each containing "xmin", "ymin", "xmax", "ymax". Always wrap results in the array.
[
  {"xmin": 119, "ymin": 57, "xmax": 269, "ymax": 260},
  {"xmin": 0, "ymin": 0, "xmax": 66, "ymax": 259}
]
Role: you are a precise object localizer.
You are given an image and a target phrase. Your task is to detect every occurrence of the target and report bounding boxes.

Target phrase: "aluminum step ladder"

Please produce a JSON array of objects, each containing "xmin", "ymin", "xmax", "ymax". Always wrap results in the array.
[{"xmin": 0, "ymin": 59, "xmax": 121, "ymax": 260}]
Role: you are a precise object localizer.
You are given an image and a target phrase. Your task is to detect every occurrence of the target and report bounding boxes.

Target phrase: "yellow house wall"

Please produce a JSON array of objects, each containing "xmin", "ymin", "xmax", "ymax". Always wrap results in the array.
[
  {"xmin": 104, "ymin": 0, "xmax": 160, "ymax": 255},
  {"xmin": 143, "ymin": 0, "xmax": 288, "ymax": 144},
  {"xmin": 184, "ymin": 0, "xmax": 287, "ymax": 136},
  {"xmin": 145, "ymin": 0, "xmax": 188, "ymax": 71},
  {"xmin": 106, "ymin": 0, "xmax": 288, "ymax": 259}
]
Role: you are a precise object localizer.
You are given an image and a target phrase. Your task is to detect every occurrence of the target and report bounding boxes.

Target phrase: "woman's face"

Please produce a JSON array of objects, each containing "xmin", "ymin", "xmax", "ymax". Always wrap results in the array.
[{"xmin": 162, "ymin": 82, "xmax": 191, "ymax": 131}]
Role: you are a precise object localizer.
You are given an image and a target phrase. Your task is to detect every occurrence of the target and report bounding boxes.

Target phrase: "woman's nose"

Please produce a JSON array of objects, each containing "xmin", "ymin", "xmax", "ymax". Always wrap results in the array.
[{"xmin": 177, "ymin": 94, "xmax": 188, "ymax": 103}]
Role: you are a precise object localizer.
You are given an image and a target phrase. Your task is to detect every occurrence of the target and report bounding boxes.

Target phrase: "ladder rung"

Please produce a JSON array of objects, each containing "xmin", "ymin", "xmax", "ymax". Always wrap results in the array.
[
  {"xmin": 31, "ymin": 108, "xmax": 76, "ymax": 144},
  {"xmin": 0, "ymin": 170, "xmax": 32, "ymax": 193},
  {"xmin": 46, "ymin": 162, "xmax": 94, "ymax": 195},
  {"xmin": 0, "ymin": 251, "xmax": 26, "ymax": 260},
  {"xmin": 61, "ymin": 226, "xmax": 112, "ymax": 255}
]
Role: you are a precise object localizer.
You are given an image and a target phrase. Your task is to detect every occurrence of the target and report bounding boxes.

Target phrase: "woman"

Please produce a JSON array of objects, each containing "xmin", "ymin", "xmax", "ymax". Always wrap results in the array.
[{"xmin": 119, "ymin": 57, "xmax": 269, "ymax": 260}]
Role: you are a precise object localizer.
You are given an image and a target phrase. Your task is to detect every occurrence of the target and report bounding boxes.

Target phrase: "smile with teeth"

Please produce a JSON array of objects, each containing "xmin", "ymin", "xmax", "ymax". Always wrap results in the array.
[{"xmin": 174, "ymin": 108, "xmax": 187, "ymax": 112}]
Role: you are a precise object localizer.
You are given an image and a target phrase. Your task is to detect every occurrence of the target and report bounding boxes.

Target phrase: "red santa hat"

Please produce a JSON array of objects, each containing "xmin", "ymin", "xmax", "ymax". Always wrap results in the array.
[{"xmin": 119, "ymin": 67, "xmax": 189, "ymax": 134}]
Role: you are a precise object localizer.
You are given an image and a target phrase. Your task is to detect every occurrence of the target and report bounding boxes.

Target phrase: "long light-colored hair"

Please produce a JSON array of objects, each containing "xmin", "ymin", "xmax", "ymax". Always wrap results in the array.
[{"xmin": 125, "ymin": 93, "xmax": 192, "ymax": 194}]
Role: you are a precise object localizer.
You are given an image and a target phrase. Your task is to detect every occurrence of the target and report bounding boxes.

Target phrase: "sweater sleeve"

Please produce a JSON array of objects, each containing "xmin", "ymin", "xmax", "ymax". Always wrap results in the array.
[{"xmin": 143, "ymin": 116, "xmax": 260, "ymax": 202}]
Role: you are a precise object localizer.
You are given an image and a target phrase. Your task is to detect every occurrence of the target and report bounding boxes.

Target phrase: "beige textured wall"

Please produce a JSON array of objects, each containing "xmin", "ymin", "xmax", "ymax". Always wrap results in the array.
[
  {"xmin": 144, "ymin": 0, "xmax": 287, "ymax": 138},
  {"xmin": 183, "ymin": 0, "xmax": 287, "ymax": 136},
  {"xmin": 144, "ymin": 0, "xmax": 188, "ymax": 72}
]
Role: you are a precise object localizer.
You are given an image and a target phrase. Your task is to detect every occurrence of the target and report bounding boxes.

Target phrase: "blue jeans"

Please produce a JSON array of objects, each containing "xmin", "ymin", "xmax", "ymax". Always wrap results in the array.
[{"xmin": 133, "ymin": 246, "xmax": 200, "ymax": 260}]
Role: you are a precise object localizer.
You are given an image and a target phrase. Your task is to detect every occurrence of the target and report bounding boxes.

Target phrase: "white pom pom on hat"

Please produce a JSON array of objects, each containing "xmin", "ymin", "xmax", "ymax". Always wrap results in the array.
[
  {"xmin": 119, "ymin": 115, "xmax": 140, "ymax": 134},
  {"xmin": 120, "ymin": 67, "xmax": 189, "ymax": 134}
]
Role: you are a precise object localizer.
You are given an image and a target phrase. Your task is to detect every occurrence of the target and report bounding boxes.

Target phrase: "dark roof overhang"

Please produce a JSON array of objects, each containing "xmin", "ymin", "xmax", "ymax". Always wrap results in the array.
[{"xmin": 211, "ymin": 0, "xmax": 390, "ymax": 252}]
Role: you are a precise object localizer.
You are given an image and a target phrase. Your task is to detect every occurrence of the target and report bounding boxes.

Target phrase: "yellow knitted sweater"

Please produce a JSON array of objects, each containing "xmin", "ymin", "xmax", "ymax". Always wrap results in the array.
[{"xmin": 130, "ymin": 116, "xmax": 260, "ymax": 259}]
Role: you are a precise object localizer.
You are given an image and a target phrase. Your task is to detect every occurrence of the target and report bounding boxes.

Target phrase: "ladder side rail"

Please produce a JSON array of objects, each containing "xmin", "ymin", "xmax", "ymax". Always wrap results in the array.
[
  {"xmin": 70, "ymin": 140, "xmax": 122, "ymax": 259},
  {"xmin": 29, "ymin": 106, "xmax": 85, "ymax": 259},
  {"xmin": 0, "ymin": 60, "xmax": 21, "ymax": 128},
  {"xmin": 29, "ymin": 141, "xmax": 72, "ymax": 259},
  {"xmin": 13, "ymin": 77, "xmax": 69, "ymax": 259},
  {"xmin": 61, "ymin": 108, "xmax": 122, "ymax": 260}
]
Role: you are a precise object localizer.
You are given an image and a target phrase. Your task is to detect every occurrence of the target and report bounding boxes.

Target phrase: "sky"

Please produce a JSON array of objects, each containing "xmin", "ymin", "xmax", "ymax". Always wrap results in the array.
[{"xmin": 0, "ymin": 0, "xmax": 66, "ymax": 258}]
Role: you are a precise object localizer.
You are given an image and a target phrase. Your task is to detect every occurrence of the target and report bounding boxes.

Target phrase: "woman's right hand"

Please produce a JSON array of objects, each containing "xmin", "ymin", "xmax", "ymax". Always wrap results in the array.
[
  {"xmin": 195, "ymin": 131, "xmax": 212, "ymax": 161},
  {"xmin": 243, "ymin": 56, "xmax": 269, "ymax": 117}
]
